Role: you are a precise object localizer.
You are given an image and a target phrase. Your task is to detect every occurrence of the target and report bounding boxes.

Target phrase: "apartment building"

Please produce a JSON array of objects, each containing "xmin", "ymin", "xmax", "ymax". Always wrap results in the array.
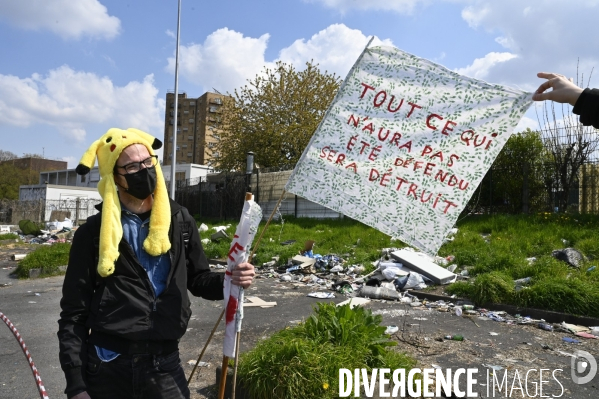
[{"xmin": 162, "ymin": 91, "xmax": 226, "ymax": 170}]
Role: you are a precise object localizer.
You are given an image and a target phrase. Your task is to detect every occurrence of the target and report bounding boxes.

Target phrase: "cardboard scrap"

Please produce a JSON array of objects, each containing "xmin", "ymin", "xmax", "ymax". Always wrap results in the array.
[
  {"xmin": 561, "ymin": 322, "xmax": 589, "ymax": 334},
  {"xmin": 336, "ymin": 297, "xmax": 370, "ymax": 309},
  {"xmin": 390, "ymin": 249, "xmax": 457, "ymax": 284},
  {"xmin": 244, "ymin": 296, "xmax": 277, "ymax": 308}
]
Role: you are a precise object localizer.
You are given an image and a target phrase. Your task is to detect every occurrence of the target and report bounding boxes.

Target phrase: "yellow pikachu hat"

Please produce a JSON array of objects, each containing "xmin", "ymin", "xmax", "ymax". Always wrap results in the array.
[{"xmin": 76, "ymin": 128, "xmax": 171, "ymax": 277}]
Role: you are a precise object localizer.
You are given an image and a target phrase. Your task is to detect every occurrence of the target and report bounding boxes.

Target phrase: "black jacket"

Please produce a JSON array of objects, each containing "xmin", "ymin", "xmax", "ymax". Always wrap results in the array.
[
  {"xmin": 57, "ymin": 200, "xmax": 224, "ymax": 397},
  {"xmin": 573, "ymin": 88, "xmax": 599, "ymax": 129}
]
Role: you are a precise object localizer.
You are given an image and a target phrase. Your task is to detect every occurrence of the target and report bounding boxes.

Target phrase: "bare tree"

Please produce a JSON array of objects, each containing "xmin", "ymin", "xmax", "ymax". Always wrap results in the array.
[
  {"xmin": 537, "ymin": 65, "xmax": 598, "ymax": 212},
  {"xmin": 0, "ymin": 149, "xmax": 18, "ymax": 161},
  {"xmin": 22, "ymin": 153, "xmax": 43, "ymax": 158}
]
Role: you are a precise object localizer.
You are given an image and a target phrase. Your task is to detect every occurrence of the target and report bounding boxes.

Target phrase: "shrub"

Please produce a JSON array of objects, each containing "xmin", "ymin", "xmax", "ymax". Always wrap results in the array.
[
  {"xmin": 446, "ymin": 271, "xmax": 514, "ymax": 305},
  {"xmin": 237, "ymin": 303, "xmax": 415, "ymax": 399},
  {"xmin": 15, "ymin": 243, "xmax": 71, "ymax": 278}
]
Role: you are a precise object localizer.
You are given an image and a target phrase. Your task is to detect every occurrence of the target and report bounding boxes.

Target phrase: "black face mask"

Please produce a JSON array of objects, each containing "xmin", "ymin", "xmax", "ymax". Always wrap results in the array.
[{"xmin": 121, "ymin": 167, "xmax": 157, "ymax": 200}]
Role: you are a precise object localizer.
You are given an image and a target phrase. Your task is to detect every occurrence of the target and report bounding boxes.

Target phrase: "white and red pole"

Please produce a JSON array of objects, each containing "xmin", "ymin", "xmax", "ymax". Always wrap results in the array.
[{"xmin": 0, "ymin": 311, "xmax": 49, "ymax": 399}]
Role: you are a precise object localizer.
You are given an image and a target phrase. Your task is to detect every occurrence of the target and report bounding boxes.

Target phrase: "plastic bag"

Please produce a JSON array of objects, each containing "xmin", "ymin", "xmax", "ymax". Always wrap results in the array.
[
  {"xmin": 394, "ymin": 272, "xmax": 427, "ymax": 290},
  {"xmin": 382, "ymin": 266, "xmax": 402, "ymax": 280}
]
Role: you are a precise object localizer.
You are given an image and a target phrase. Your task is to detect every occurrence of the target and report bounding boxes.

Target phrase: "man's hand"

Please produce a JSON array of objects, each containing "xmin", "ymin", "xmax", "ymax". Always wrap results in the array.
[
  {"xmin": 532, "ymin": 72, "xmax": 583, "ymax": 106},
  {"xmin": 231, "ymin": 262, "xmax": 255, "ymax": 288},
  {"xmin": 71, "ymin": 392, "xmax": 91, "ymax": 399}
]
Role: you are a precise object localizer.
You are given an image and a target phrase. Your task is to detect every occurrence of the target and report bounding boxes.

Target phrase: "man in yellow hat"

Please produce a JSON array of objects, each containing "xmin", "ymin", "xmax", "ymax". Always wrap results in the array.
[{"xmin": 57, "ymin": 129, "xmax": 254, "ymax": 399}]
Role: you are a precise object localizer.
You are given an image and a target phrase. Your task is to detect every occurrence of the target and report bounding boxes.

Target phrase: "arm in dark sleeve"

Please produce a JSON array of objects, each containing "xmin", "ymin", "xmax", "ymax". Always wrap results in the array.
[
  {"xmin": 57, "ymin": 223, "xmax": 95, "ymax": 398},
  {"xmin": 184, "ymin": 211, "xmax": 225, "ymax": 300},
  {"xmin": 573, "ymin": 88, "xmax": 599, "ymax": 129}
]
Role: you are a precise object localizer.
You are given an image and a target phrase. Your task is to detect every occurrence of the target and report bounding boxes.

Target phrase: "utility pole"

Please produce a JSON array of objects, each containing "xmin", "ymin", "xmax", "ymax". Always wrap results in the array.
[{"xmin": 169, "ymin": 0, "xmax": 182, "ymax": 200}]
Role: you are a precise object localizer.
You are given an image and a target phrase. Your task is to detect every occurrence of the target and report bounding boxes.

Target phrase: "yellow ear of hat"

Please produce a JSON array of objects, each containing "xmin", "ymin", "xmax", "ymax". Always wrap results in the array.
[
  {"xmin": 143, "ymin": 160, "xmax": 171, "ymax": 256},
  {"xmin": 97, "ymin": 176, "xmax": 122, "ymax": 277},
  {"xmin": 76, "ymin": 138, "xmax": 102, "ymax": 176}
]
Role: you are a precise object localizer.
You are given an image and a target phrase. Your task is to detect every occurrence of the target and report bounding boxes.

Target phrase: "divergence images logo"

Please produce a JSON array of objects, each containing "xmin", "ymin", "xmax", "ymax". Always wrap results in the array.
[{"xmin": 571, "ymin": 350, "xmax": 597, "ymax": 385}]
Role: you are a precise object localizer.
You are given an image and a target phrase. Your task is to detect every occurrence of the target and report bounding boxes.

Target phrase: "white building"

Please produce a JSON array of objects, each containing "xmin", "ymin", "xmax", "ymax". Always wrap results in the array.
[
  {"xmin": 20, "ymin": 163, "xmax": 213, "ymax": 223},
  {"xmin": 38, "ymin": 163, "xmax": 214, "ymax": 188},
  {"xmin": 18, "ymin": 184, "xmax": 103, "ymax": 223}
]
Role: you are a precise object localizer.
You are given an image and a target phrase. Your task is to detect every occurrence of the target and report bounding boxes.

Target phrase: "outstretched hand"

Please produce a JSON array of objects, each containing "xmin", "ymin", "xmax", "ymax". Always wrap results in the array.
[
  {"xmin": 532, "ymin": 72, "xmax": 583, "ymax": 106},
  {"xmin": 230, "ymin": 262, "xmax": 255, "ymax": 288}
]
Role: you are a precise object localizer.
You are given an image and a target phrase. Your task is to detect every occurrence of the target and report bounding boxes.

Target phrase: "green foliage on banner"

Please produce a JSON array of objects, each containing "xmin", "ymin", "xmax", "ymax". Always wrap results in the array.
[{"xmin": 215, "ymin": 61, "xmax": 341, "ymax": 171}]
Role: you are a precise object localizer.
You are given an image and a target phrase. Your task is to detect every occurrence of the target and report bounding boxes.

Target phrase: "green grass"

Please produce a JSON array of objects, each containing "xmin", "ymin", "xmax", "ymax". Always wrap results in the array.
[
  {"xmin": 198, "ymin": 213, "xmax": 599, "ymax": 317},
  {"xmin": 197, "ymin": 215, "xmax": 401, "ymax": 269},
  {"xmin": 0, "ymin": 233, "xmax": 18, "ymax": 241},
  {"xmin": 441, "ymin": 213, "xmax": 599, "ymax": 317},
  {"xmin": 14, "ymin": 243, "xmax": 71, "ymax": 278},
  {"xmin": 12, "ymin": 213, "xmax": 598, "ymax": 317},
  {"xmin": 237, "ymin": 303, "xmax": 415, "ymax": 399}
]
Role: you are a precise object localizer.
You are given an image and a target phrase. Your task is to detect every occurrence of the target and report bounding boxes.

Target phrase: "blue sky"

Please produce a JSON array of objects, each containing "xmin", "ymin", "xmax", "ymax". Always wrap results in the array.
[{"xmin": 0, "ymin": 0, "xmax": 597, "ymax": 167}]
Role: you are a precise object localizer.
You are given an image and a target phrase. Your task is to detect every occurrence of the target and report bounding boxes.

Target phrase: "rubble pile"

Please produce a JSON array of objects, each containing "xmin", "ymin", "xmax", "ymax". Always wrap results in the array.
[{"xmin": 1, "ymin": 219, "xmax": 77, "ymax": 245}]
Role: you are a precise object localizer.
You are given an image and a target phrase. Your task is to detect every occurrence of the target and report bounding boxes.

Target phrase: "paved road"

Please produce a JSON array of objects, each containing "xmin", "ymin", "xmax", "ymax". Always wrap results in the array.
[{"xmin": 1, "ymin": 245, "xmax": 598, "ymax": 398}]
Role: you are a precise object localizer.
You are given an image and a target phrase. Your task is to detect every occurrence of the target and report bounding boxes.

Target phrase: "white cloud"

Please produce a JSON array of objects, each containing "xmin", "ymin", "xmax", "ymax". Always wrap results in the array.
[
  {"xmin": 60, "ymin": 156, "xmax": 77, "ymax": 168},
  {"xmin": 279, "ymin": 24, "xmax": 393, "ymax": 77},
  {"xmin": 166, "ymin": 29, "xmax": 176, "ymax": 39},
  {"xmin": 166, "ymin": 28, "xmax": 272, "ymax": 94},
  {"xmin": 0, "ymin": 0, "xmax": 120, "ymax": 40},
  {"xmin": 458, "ymin": 0, "xmax": 599, "ymax": 90},
  {"xmin": 0, "ymin": 66, "xmax": 164, "ymax": 142},
  {"xmin": 514, "ymin": 115, "xmax": 538, "ymax": 133},
  {"xmin": 306, "ymin": 0, "xmax": 428, "ymax": 14},
  {"xmin": 169, "ymin": 24, "xmax": 393, "ymax": 93},
  {"xmin": 455, "ymin": 52, "xmax": 517, "ymax": 80},
  {"xmin": 460, "ymin": 4, "xmax": 489, "ymax": 28}
]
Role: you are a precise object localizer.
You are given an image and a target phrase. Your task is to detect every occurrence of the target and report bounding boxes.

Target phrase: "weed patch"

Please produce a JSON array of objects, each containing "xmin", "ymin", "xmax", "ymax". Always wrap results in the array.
[
  {"xmin": 15, "ymin": 243, "xmax": 71, "ymax": 278},
  {"xmin": 237, "ymin": 303, "xmax": 415, "ymax": 399},
  {"xmin": 443, "ymin": 214, "xmax": 599, "ymax": 317},
  {"xmin": 0, "ymin": 233, "xmax": 19, "ymax": 242}
]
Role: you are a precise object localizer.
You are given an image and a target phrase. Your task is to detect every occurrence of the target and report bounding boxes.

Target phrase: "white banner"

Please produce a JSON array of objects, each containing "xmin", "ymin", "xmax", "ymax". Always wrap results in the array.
[{"xmin": 285, "ymin": 45, "xmax": 532, "ymax": 255}]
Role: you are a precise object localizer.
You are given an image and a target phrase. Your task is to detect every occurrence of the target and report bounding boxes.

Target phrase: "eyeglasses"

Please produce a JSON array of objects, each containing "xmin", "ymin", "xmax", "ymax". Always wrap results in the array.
[{"xmin": 114, "ymin": 155, "xmax": 158, "ymax": 175}]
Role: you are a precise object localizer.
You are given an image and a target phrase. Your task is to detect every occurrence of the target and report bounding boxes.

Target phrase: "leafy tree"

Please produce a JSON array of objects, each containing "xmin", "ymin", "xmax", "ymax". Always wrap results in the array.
[
  {"xmin": 0, "ymin": 163, "xmax": 28, "ymax": 199},
  {"xmin": 492, "ymin": 129, "xmax": 550, "ymax": 213},
  {"xmin": 215, "ymin": 61, "xmax": 341, "ymax": 171},
  {"xmin": 467, "ymin": 129, "xmax": 550, "ymax": 213}
]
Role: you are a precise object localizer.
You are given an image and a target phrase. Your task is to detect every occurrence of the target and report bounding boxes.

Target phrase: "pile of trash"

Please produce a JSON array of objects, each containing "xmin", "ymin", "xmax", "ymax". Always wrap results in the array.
[
  {"xmin": 250, "ymin": 240, "xmax": 462, "ymax": 300},
  {"xmin": 3, "ymin": 218, "xmax": 77, "ymax": 245}
]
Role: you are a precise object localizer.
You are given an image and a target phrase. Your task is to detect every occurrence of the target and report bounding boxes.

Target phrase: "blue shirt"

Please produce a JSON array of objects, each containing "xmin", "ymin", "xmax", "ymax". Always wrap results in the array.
[{"xmin": 96, "ymin": 208, "xmax": 171, "ymax": 362}]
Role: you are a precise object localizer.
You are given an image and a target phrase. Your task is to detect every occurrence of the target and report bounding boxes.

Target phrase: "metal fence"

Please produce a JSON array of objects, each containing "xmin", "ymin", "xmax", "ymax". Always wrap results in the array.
[
  {"xmin": 5, "ymin": 157, "xmax": 599, "ymax": 226},
  {"xmin": 174, "ymin": 165, "xmax": 342, "ymax": 221},
  {"xmin": 175, "ymin": 160, "xmax": 599, "ymax": 222},
  {"xmin": 468, "ymin": 160, "xmax": 599, "ymax": 215}
]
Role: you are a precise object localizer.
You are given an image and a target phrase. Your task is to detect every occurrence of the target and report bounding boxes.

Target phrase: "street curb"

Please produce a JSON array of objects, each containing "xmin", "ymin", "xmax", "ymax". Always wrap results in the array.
[
  {"xmin": 28, "ymin": 265, "xmax": 67, "ymax": 279},
  {"xmin": 408, "ymin": 290, "xmax": 599, "ymax": 326}
]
